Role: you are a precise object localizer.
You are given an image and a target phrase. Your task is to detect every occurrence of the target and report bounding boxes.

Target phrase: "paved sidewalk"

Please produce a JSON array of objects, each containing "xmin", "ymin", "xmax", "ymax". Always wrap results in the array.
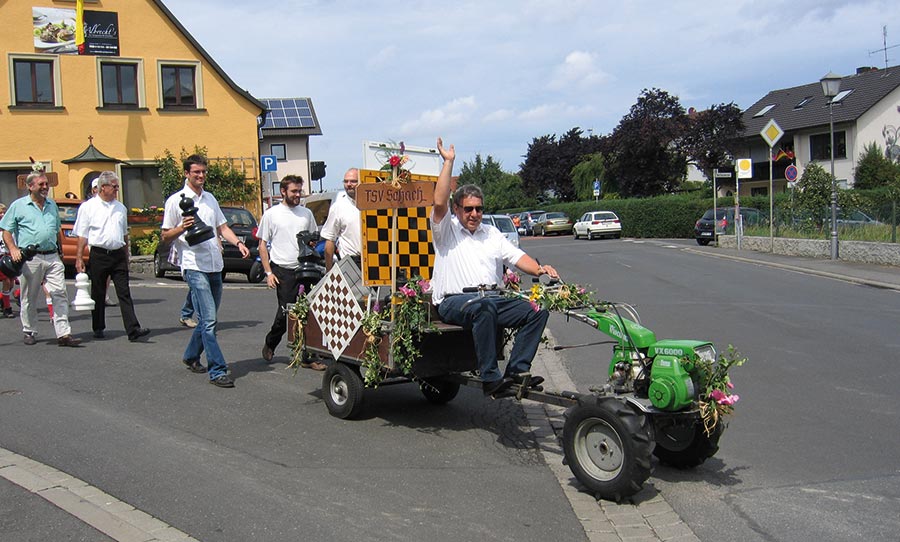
[{"xmin": 685, "ymin": 243, "xmax": 900, "ymax": 291}]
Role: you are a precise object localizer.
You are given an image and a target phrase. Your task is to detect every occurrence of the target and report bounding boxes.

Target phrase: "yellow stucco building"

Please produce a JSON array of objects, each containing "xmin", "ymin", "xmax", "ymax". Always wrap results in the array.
[{"xmin": 1, "ymin": 0, "xmax": 265, "ymax": 215}]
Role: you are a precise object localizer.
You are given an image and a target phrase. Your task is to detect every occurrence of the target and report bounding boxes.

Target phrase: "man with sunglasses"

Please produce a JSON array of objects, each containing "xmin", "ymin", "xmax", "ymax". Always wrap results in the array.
[
  {"xmin": 74, "ymin": 171, "xmax": 149, "ymax": 342},
  {"xmin": 430, "ymin": 138, "xmax": 559, "ymax": 398}
]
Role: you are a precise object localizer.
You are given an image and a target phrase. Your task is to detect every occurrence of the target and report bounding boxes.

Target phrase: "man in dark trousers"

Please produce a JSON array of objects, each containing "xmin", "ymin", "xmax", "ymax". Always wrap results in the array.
[{"xmin": 74, "ymin": 171, "xmax": 149, "ymax": 342}]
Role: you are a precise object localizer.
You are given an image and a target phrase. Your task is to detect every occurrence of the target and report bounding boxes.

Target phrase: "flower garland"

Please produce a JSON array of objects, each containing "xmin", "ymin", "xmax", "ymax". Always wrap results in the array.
[
  {"xmin": 390, "ymin": 277, "xmax": 435, "ymax": 376},
  {"xmin": 377, "ymin": 141, "xmax": 412, "ymax": 188},
  {"xmin": 503, "ymin": 270, "xmax": 597, "ymax": 312},
  {"xmin": 692, "ymin": 345, "xmax": 746, "ymax": 435},
  {"xmin": 360, "ymin": 304, "xmax": 385, "ymax": 386},
  {"xmin": 286, "ymin": 285, "xmax": 310, "ymax": 371}
]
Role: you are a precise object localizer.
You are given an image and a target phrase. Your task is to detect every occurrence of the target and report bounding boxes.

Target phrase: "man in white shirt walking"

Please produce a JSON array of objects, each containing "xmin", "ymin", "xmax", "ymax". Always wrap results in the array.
[
  {"xmin": 161, "ymin": 155, "xmax": 250, "ymax": 388},
  {"xmin": 321, "ymin": 168, "xmax": 361, "ymax": 271},
  {"xmin": 74, "ymin": 171, "xmax": 149, "ymax": 341},
  {"xmin": 257, "ymin": 175, "xmax": 323, "ymax": 368}
]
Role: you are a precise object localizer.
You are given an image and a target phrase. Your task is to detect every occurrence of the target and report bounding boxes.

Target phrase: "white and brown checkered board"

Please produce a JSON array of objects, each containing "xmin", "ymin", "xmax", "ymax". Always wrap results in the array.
[
  {"xmin": 361, "ymin": 207, "xmax": 435, "ymax": 286},
  {"xmin": 309, "ymin": 267, "xmax": 365, "ymax": 359}
]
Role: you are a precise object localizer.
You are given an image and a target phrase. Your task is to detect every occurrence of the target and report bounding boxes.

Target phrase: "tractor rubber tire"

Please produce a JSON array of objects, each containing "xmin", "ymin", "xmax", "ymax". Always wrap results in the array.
[
  {"xmin": 247, "ymin": 261, "xmax": 265, "ymax": 283},
  {"xmin": 322, "ymin": 362, "xmax": 364, "ymax": 419},
  {"xmin": 653, "ymin": 420, "xmax": 723, "ymax": 469},
  {"xmin": 563, "ymin": 398, "xmax": 653, "ymax": 500}
]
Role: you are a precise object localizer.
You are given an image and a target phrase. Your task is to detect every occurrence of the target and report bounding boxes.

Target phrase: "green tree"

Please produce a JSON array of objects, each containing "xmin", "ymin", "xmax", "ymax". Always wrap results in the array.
[
  {"xmin": 570, "ymin": 153, "xmax": 607, "ymax": 200},
  {"xmin": 458, "ymin": 154, "xmax": 527, "ymax": 212},
  {"xmin": 792, "ymin": 162, "xmax": 858, "ymax": 230},
  {"xmin": 681, "ymin": 102, "xmax": 745, "ymax": 181},
  {"xmin": 156, "ymin": 146, "xmax": 255, "ymax": 204},
  {"xmin": 519, "ymin": 128, "xmax": 603, "ymax": 202},
  {"xmin": 605, "ymin": 88, "xmax": 688, "ymax": 197},
  {"xmin": 854, "ymin": 142, "xmax": 900, "ymax": 189}
]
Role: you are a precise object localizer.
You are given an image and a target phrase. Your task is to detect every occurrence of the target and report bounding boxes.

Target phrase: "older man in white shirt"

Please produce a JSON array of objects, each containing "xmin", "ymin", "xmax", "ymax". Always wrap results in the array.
[{"xmin": 74, "ymin": 171, "xmax": 149, "ymax": 341}]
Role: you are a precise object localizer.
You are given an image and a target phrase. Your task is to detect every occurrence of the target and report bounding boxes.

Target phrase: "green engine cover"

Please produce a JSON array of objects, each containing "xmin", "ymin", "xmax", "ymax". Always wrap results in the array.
[{"xmin": 648, "ymin": 355, "xmax": 696, "ymax": 411}]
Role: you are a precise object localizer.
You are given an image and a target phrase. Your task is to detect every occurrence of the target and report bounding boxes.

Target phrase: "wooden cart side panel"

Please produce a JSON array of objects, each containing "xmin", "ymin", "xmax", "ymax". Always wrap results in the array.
[{"xmin": 288, "ymin": 313, "xmax": 478, "ymax": 377}]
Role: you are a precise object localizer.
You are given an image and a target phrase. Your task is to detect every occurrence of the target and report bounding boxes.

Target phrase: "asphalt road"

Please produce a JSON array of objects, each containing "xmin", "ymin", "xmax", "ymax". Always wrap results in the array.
[
  {"xmin": 0, "ymin": 274, "xmax": 585, "ymax": 542},
  {"xmin": 524, "ymin": 235, "xmax": 900, "ymax": 542}
]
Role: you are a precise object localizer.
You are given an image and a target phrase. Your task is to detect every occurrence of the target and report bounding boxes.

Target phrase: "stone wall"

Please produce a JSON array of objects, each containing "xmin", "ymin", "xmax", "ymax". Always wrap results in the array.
[
  {"xmin": 718, "ymin": 236, "xmax": 900, "ymax": 266},
  {"xmin": 130, "ymin": 255, "xmax": 155, "ymax": 275}
]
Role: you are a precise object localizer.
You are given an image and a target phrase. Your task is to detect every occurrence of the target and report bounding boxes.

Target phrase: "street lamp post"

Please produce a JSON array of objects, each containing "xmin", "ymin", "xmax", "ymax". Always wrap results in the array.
[{"xmin": 821, "ymin": 71, "xmax": 842, "ymax": 260}]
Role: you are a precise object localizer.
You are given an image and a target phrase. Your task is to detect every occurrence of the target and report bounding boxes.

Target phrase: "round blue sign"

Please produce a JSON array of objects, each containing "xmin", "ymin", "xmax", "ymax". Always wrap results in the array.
[{"xmin": 785, "ymin": 164, "xmax": 798, "ymax": 182}]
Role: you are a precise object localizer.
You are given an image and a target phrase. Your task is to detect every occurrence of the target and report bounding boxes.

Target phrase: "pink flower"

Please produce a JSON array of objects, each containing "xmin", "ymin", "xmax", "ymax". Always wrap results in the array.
[
  {"xmin": 709, "ymin": 389, "xmax": 726, "ymax": 402},
  {"xmin": 298, "ymin": 285, "xmax": 305, "ymax": 295},
  {"xmin": 726, "ymin": 381, "xmax": 734, "ymax": 389},
  {"xmin": 529, "ymin": 300, "xmax": 541, "ymax": 312},
  {"xmin": 373, "ymin": 303, "xmax": 382, "ymax": 313},
  {"xmin": 416, "ymin": 279, "xmax": 431, "ymax": 293},
  {"xmin": 389, "ymin": 155, "xmax": 401, "ymax": 167},
  {"xmin": 399, "ymin": 286, "xmax": 416, "ymax": 298}
]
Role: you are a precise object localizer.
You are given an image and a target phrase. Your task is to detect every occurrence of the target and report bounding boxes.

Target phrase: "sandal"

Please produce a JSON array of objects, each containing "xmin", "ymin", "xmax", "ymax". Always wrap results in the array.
[{"xmin": 300, "ymin": 361, "xmax": 327, "ymax": 371}]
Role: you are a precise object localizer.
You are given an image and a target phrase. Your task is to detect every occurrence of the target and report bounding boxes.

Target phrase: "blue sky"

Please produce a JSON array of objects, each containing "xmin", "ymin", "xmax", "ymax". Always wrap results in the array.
[{"xmin": 167, "ymin": 0, "xmax": 900, "ymax": 191}]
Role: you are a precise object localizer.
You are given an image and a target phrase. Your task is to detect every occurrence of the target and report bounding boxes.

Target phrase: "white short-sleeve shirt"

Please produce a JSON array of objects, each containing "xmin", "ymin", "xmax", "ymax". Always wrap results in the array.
[
  {"xmin": 257, "ymin": 203, "xmax": 317, "ymax": 269},
  {"xmin": 72, "ymin": 197, "xmax": 128, "ymax": 250},
  {"xmin": 430, "ymin": 213, "xmax": 525, "ymax": 305},
  {"xmin": 162, "ymin": 185, "xmax": 226, "ymax": 273},
  {"xmin": 319, "ymin": 192, "xmax": 361, "ymax": 257}
]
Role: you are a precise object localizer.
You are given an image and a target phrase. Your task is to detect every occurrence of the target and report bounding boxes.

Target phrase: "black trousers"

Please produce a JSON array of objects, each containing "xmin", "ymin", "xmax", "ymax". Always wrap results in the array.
[
  {"xmin": 264, "ymin": 263, "xmax": 302, "ymax": 350},
  {"xmin": 89, "ymin": 247, "xmax": 141, "ymax": 337}
]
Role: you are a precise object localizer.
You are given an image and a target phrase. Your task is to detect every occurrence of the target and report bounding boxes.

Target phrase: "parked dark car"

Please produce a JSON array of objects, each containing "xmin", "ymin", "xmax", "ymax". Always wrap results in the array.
[
  {"xmin": 154, "ymin": 206, "xmax": 261, "ymax": 282},
  {"xmin": 694, "ymin": 207, "xmax": 763, "ymax": 245}
]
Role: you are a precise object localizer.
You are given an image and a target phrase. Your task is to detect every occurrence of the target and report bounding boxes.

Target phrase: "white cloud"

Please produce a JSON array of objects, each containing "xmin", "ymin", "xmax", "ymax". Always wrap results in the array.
[
  {"xmin": 484, "ymin": 109, "xmax": 515, "ymax": 122},
  {"xmin": 398, "ymin": 96, "xmax": 477, "ymax": 135},
  {"xmin": 367, "ymin": 45, "xmax": 399, "ymax": 71},
  {"xmin": 548, "ymin": 51, "xmax": 610, "ymax": 90}
]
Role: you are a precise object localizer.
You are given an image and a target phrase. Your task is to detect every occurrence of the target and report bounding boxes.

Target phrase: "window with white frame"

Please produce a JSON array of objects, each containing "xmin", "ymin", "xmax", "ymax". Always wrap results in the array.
[
  {"xmin": 271, "ymin": 143, "xmax": 287, "ymax": 161},
  {"xmin": 157, "ymin": 60, "xmax": 203, "ymax": 110},
  {"xmin": 98, "ymin": 58, "xmax": 144, "ymax": 108},
  {"xmin": 9, "ymin": 54, "xmax": 62, "ymax": 107},
  {"xmin": 810, "ymin": 131, "xmax": 846, "ymax": 161}
]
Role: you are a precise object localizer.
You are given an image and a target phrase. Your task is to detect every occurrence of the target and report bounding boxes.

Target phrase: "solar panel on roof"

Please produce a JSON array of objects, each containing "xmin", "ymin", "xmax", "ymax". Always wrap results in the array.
[{"xmin": 261, "ymin": 98, "xmax": 317, "ymax": 130}]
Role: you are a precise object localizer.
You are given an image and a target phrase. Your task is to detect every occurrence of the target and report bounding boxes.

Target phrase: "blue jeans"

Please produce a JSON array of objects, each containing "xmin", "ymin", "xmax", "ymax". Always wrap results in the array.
[
  {"xmin": 180, "ymin": 289, "xmax": 194, "ymax": 320},
  {"xmin": 183, "ymin": 270, "xmax": 226, "ymax": 379},
  {"xmin": 437, "ymin": 295, "xmax": 549, "ymax": 383}
]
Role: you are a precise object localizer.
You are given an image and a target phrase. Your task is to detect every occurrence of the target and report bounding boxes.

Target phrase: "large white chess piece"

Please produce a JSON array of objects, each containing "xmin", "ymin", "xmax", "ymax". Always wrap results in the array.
[{"xmin": 72, "ymin": 272, "xmax": 96, "ymax": 311}]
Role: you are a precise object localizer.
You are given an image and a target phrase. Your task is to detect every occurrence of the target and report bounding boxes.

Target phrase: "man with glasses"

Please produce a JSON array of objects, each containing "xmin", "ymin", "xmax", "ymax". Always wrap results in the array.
[
  {"xmin": 161, "ymin": 155, "xmax": 250, "ymax": 388},
  {"xmin": 321, "ymin": 168, "xmax": 361, "ymax": 271},
  {"xmin": 430, "ymin": 138, "xmax": 559, "ymax": 398},
  {"xmin": 74, "ymin": 171, "xmax": 149, "ymax": 342},
  {"xmin": 0, "ymin": 171, "xmax": 81, "ymax": 346}
]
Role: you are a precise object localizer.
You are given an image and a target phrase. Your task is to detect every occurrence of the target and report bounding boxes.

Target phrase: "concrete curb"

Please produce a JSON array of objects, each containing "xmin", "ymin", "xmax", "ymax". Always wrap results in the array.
[{"xmin": 0, "ymin": 446, "xmax": 199, "ymax": 542}]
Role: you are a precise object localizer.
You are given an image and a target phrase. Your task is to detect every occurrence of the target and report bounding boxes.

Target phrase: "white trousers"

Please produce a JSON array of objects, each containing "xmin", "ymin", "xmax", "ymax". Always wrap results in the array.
[{"xmin": 20, "ymin": 254, "xmax": 71, "ymax": 338}]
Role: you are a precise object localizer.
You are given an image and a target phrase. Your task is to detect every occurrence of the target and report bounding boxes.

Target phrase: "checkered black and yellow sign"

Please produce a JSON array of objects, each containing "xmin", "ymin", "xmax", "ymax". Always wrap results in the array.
[{"xmin": 359, "ymin": 169, "xmax": 437, "ymax": 286}]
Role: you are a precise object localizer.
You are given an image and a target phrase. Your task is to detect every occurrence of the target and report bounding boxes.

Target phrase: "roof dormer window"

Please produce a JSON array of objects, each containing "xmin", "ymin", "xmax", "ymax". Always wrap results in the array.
[{"xmin": 753, "ymin": 104, "xmax": 776, "ymax": 117}]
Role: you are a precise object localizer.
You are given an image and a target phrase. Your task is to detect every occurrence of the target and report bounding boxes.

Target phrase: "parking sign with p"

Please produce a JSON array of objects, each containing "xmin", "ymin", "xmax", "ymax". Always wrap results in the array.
[{"xmin": 261, "ymin": 155, "xmax": 278, "ymax": 172}]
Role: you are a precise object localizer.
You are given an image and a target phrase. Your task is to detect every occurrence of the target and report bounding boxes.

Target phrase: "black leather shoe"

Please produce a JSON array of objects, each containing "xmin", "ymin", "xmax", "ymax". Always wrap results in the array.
[
  {"xmin": 93, "ymin": 330, "xmax": 106, "ymax": 339},
  {"xmin": 57, "ymin": 335, "xmax": 82, "ymax": 347},
  {"xmin": 210, "ymin": 374, "xmax": 235, "ymax": 388},
  {"xmin": 262, "ymin": 345, "xmax": 274, "ymax": 362},
  {"xmin": 508, "ymin": 373, "xmax": 545, "ymax": 388},
  {"xmin": 128, "ymin": 328, "xmax": 151, "ymax": 342},
  {"xmin": 182, "ymin": 359, "xmax": 206, "ymax": 373},
  {"xmin": 483, "ymin": 376, "xmax": 514, "ymax": 397},
  {"xmin": 23, "ymin": 333, "xmax": 36, "ymax": 346}
]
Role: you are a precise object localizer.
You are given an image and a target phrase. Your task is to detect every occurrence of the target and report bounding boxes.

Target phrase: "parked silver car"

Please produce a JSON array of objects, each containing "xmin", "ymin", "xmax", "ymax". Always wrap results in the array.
[{"xmin": 484, "ymin": 214, "xmax": 520, "ymax": 247}]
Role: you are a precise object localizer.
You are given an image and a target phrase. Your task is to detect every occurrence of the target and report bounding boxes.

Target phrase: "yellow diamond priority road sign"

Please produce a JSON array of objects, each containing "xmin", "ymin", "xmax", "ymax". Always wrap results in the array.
[{"xmin": 760, "ymin": 118, "xmax": 784, "ymax": 148}]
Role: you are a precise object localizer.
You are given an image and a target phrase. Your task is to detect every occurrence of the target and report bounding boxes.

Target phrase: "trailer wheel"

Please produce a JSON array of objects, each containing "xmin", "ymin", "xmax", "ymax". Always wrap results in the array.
[
  {"xmin": 322, "ymin": 362, "xmax": 364, "ymax": 419},
  {"xmin": 653, "ymin": 421, "xmax": 723, "ymax": 469},
  {"xmin": 420, "ymin": 378, "xmax": 461, "ymax": 404},
  {"xmin": 563, "ymin": 399, "xmax": 653, "ymax": 500}
]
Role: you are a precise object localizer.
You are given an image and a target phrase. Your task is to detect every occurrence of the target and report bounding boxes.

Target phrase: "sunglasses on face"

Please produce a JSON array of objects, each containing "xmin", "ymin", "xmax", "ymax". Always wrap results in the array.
[{"xmin": 462, "ymin": 205, "xmax": 484, "ymax": 213}]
